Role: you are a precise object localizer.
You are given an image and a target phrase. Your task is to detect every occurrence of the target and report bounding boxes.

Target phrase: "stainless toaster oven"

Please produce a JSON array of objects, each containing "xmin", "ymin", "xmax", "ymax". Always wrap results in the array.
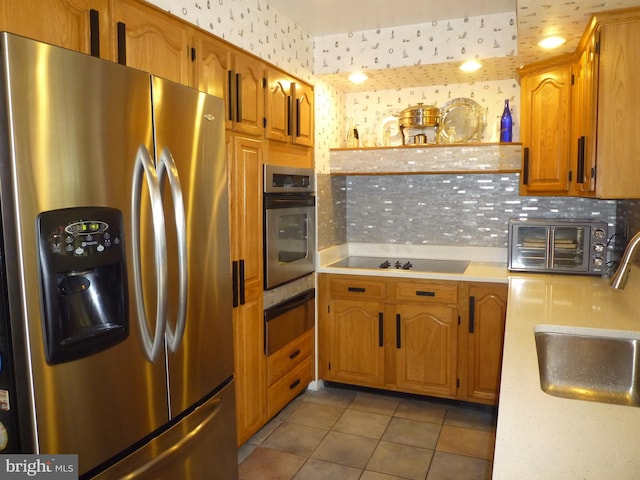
[{"xmin": 508, "ymin": 218, "xmax": 609, "ymax": 275}]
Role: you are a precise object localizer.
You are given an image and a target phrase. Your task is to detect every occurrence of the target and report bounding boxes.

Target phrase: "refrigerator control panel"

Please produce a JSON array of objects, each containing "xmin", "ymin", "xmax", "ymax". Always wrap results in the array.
[
  {"xmin": 37, "ymin": 207, "xmax": 129, "ymax": 364},
  {"xmin": 46, "ymin": 219, "xmax": 122, "ymax": 258}
]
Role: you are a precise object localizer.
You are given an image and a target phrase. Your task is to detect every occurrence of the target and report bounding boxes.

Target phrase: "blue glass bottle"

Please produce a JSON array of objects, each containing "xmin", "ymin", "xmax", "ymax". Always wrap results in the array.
[{"xmin": 500, "ymin": 99, "xmax": 513, "ymax": 142}]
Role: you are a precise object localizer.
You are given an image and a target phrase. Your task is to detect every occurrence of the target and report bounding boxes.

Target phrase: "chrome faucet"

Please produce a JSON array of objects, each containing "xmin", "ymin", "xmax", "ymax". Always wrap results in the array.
[{"xmin": 611, "ymin": 230, "xmax": 640, "ymax": 289}]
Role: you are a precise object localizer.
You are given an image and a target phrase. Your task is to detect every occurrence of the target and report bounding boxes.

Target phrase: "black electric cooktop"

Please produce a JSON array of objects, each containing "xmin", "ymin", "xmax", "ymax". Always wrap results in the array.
[{"xmin": 327, "ymin": 256, "xmax": 469, "ymax": 274}]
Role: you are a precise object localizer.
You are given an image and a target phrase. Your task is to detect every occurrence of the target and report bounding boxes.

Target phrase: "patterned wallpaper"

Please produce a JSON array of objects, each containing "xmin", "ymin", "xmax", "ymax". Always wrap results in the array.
[
  {"xmin": 314, "ymin": 12, "xmax": 517, "ymax": 76},
  {"xmin": 145, "ymin": 0, "xmax": 315, "ymax": 82}
]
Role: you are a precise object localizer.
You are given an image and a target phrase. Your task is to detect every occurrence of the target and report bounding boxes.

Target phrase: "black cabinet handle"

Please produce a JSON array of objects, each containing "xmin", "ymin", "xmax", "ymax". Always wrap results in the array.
[
  {"xmin": 523, "ymin": 147, "xmax": 530, "ymax": 185},
  {"xmin": 289, "ymin": 378, "xmax": 301, "ymax": 390},
  {"xmin": 469, "ymin": 296, "xmax": 476, "ymax": 334},
  {"xmin": 89, "ymin": 9, "xmax": 100, "ymax": 57},
  {"xmin": 295, "ymin": 97, "xmax": 301, "ymax": 138},
  {"xmin": 235, "ymin": 73, "xmax": 242, "ymax": 122},
  {"xmin": 416, "ymin": 290, "xmax": 435, "ymax": 297},
  {"xmin": 348, "ymin": 287, "xmax": 365, "ymax": 293},
  {"xmin": 232, "ymin": 261, "xmax": 239, "ymax": 308},
  {"xmin": 116, "ymin": 22, "xmax": 126, "ymax": 65},
  {"xmin": 239, "ymin": 259, "xmax": 246, "ymax": 306},
  {"xmin": 577, "ymin": 136, "xmax": 586, "ymax": 183},
  {"xmin": 227, "ymin": 70, "xmax": 235, "ymax": 121},
  {"xmin": 396, "ymin": 314, "xmax": 401, "ymax": 349},
  {"xmin": 289, "ymin": 349, "xmax": 301, "ymax": 360},
  {"xmin": 378, "ymin": 313, "xmax": 384, "ymax": 347},
  {"xmin": 287, "ymin": 95, "xmax": 293, "ymax": 136}
]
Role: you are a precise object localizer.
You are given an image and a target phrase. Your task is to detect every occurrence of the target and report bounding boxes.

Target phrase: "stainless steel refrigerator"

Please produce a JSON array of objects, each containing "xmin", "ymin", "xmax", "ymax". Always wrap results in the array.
[{"xmin": 0, "ymin": 32, "xmax": 239, "ymax": 479}]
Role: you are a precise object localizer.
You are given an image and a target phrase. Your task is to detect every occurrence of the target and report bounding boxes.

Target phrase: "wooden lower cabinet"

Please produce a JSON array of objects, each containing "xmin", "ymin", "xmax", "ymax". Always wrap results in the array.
[
  {"xmin": 458, "ymin": 282, "xmax": 508, "ymax": 405},
  {"xmin": 328, "ymin": 298, "xmax": 386, "ymax": 387},
  {"xmin": 390, "ymin": 302, "xmax": 458, "ymax": 398},
  {"xmin": 318, "ymin": 274, "xmax": 507, "ymax": 405}
]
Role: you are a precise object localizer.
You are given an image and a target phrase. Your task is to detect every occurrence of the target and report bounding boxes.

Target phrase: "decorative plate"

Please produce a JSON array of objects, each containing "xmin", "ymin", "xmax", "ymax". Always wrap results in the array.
[
  {"xmin": 438, "ymin": 98, "xmax": 487, "ymax": 143},
  {"xmin": 376, "ymin": 116, "xmax": 403, "ymax": 147}
]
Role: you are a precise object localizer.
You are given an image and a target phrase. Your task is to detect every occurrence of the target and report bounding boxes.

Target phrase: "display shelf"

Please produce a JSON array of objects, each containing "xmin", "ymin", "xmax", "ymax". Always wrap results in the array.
[{"xmin": 329, "ymin": 143, "xmax": 522, "ymax": 175}]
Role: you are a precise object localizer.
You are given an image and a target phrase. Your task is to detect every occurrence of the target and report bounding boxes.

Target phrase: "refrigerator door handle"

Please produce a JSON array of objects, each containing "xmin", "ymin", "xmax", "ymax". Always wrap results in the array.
[
  {"xmin": 157, "ymin": 147, "xmax": 188, "ymax": 353},
  {"xmin": 132, "ymin": 144, "xmax": 168, "ymax": 362},
  {"xmin": 120, "ymin": 397, "xmax": 223, "ymax": 479}
]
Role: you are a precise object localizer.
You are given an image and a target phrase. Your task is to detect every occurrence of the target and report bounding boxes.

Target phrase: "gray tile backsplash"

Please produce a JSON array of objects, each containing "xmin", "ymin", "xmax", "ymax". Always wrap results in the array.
[{"xmin": 317, "ymin": 173, "xmax": 618, "ymax": 250}]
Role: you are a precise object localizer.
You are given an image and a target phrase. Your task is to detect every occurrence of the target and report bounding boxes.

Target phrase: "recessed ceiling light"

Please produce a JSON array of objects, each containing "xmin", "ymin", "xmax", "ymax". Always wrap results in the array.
[
  {"xmin": 348, "ymin": 71, "xmax": 369, "ymax": 84},
  {"xmin": 538, "ymin": 36, "xmax": 567, "ymax": 49},
  {"xmin": 459, "ymin": 60, "xmax": 482, "ymax": 73}
]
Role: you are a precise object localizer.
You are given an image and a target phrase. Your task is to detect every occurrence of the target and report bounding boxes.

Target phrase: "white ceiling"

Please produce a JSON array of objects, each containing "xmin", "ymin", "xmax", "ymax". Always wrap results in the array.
[
  {"xmin": 266, "ymin": 0, "xmax": 640, "ymax": 92},
  {"xmin": 267, "ymin": 0, "xmax": 515, "ymax": 36}
]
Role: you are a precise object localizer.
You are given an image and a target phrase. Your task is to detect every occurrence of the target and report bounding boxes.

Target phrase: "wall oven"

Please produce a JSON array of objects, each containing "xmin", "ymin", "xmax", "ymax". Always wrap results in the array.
[
  {"xmin": 264, "ymin": 165, "xmax": 316, "ymax": 290},
  {"xmin": 508, "ymin": 218, "xmax": 609, "ymax": 275}
]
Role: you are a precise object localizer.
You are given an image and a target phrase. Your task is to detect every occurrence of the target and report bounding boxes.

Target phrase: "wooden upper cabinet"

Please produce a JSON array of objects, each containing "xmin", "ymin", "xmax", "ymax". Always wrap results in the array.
[
  {"xmin": 519, "ymin": 59, "xmax": 573, "ymax": 195},
  {"xmin": 0, "ymin": 0, "xmax": 110, "ymax": 58},
  {"xmin": 591, "ymin": 11, "xmax": 640, "ymax": 198},
  {"xmin": 110, "ymin": 0, "xmax": 192, "ymax": 86},
  {"xmin": 230, "ymin": 53, "xmax": 265, "ymax": 136},
  {"xmin": 194, "ymin": 33, "xmax": 232, "ymax": 128},
  {"xmin": 569, "ymin": 31, "xmax": 598, "ymax": 196},
  {"xmin": 294, "ymin": 81, "xmax": 314, "ymax": 146},
  {"xmin": 265, "ymin": 67, "xmax": 314, "ymax": 146}
]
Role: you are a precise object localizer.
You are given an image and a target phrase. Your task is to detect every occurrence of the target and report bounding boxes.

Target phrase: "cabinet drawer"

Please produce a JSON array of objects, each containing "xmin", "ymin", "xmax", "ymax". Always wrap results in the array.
[
  {"xmin": 329, "ymin": 276, "xmax": 387, "ymax": 299},
  {"xmin": 393, "ymin": 280, "xmax": 458, "ymax": 304},
  {"xmin": 267, "ymin": 329, "xmax": 313, "ymax": 385},
  {"xmin": 267, "ymin": 356, "xmax": 312, "ymax": 417}
]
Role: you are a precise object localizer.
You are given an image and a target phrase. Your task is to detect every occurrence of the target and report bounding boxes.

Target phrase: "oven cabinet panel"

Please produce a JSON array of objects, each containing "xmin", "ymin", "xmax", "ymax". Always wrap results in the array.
[
  {"xmin": 228, "ymin": 133, "xmax": 266, "ymax": 446},
  {"xmin": 267, "ymin": 329, "xmax": 313, "ymax": 418}
]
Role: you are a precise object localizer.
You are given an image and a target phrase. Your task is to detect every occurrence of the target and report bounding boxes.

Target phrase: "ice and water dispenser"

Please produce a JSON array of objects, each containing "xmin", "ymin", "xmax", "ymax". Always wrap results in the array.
[{"xmin": 37, "ymin": 207, "xmax": 128, "ymax": 364}]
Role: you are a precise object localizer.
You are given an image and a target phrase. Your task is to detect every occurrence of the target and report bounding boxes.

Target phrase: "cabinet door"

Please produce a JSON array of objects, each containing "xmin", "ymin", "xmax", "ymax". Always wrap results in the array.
[
  {"xmin": 111, "ymin": 0, "xmax": 191, "ymax": 86},
  {"xmin": 327, "ymin": 298, "xmax": 386, "ymax": 387},
  {"xmin": 570, "ymin": 32, "xmax": 598, "ymax": 196},
  {"xmin": 294, "ymin": 82, "xmax": 314, "ymax": 146},
  {"xmin": 265, "ymin": 68, "xmax": 293, "ymax": 142},
  {"xmin": 392, "ymin": 303, "xmax": 458, "ymax": 397},
  {"xmin": 465, "ymin": 284, "xmax": 507, "ymax": 404},
  {"xmin": 594, "ymin": 18, "xmax": 640, "ymax": 198},
  {"xmin": 520, "ymin": 63, "xmax": 572, "ymax": 195},
  {"xmin": 0, "ymin": 0, "xmax": 110, "ymax": 57},
  {"xmin": 232, "ymin": 53, "xmax": 264, "ymax": 136},
  {"xmin": 228, "ymin": 134, "xmax": 263, "ymax": 300},
  {"xmin": 194, "ymin": 32, "xmax": 232, "ymax": 130},
  {"xmin": 228, "ymin": 134, "xmax": 265, "ymax": 445},
  {"xmin": 232, "ymin": 292, "xmax": 265, "ymax": 446}
]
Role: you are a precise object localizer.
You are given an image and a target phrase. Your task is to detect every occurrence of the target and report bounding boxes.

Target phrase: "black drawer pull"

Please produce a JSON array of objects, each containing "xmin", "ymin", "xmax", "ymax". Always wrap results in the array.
[
  {"xmin": 289, "ymin": 378, "xmax": 301, "ymax": 390},
  {"xmin": 289, "ymin": 349, "xmax": 301, "ymax": 360},
  {"xmin": 348, "ymin": 287, "xmax": 366, "ymax": 293},
  {"xmin": 416, "ymin": 290, "xmax": 435, "ymax": 297}
]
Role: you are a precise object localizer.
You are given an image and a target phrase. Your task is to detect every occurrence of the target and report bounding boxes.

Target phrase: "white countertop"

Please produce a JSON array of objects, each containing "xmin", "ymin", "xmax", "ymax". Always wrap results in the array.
[
  {"xmin": 316, "ymin": 244, "xmax": 509, "ymax": 283},
  {"xmin": 493, "ymin": 269, "xmax": 640, "ymax": 480}
]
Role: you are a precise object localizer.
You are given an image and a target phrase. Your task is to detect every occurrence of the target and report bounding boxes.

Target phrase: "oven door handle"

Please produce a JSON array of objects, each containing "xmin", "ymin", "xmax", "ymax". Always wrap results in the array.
[{"xmin": 264, "ymin": 289, "xmax": 315, "ymax": 322}]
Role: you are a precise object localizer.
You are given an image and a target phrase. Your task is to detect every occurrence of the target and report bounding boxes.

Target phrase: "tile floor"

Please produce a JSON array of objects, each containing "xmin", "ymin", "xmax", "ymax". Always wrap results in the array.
[{"xmin": 237, "ymin": 384, "xmax": 497, "ymax": 480}]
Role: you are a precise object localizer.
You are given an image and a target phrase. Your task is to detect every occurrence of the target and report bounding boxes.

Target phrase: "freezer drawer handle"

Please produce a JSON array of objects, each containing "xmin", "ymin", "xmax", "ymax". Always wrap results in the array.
[
  {"xmin": 158, "ymin": 147, "xmax": 188, "ymax": 353},
  {"xmin": 122, "ymin": 397, "xmax": 223, "ymax": 479},
  {"xmin": 132, "ymin": 145, "xmax": 168, "ymax": 362}
]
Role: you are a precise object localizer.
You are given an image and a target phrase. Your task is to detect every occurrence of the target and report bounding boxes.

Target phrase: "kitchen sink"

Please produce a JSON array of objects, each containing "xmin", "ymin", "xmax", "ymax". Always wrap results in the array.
[{"xmin": 534, "ymin": 325, "xmax": 640, "ymax": 407}]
